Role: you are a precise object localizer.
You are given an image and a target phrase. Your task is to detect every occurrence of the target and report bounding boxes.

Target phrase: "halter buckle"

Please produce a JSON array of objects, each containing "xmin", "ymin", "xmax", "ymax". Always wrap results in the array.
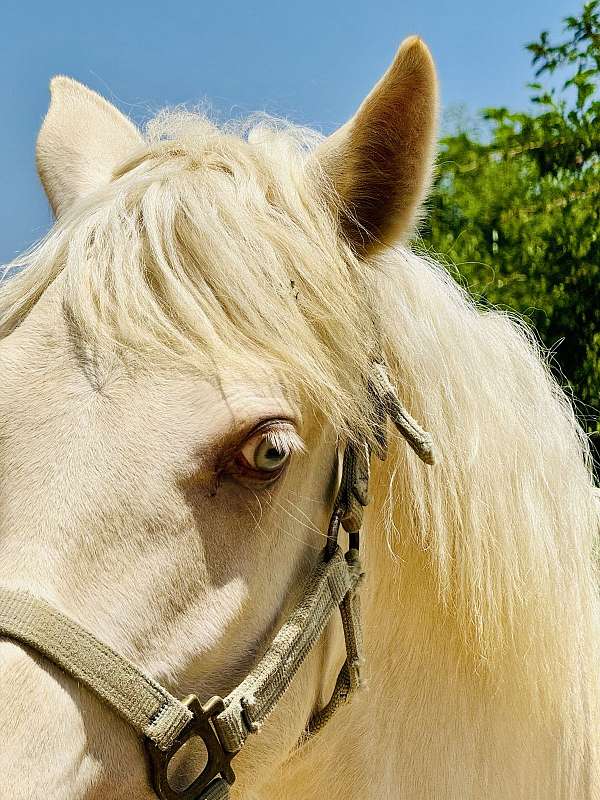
[{"xmin": 147, "ymin": 694, "xmax": 235, "ymax": 800}]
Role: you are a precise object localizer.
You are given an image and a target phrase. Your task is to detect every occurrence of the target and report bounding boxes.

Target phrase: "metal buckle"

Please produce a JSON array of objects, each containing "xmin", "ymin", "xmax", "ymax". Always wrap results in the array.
[{"xmin": 147, "ymin": 695, "xmax": 235, "ymax": 800}]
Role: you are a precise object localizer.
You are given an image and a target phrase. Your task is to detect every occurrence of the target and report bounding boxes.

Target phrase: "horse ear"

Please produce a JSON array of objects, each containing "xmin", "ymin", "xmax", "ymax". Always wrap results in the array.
[
  {"xmin": 316, "ymin": 36, "xmax": 438, "ymax": 255},
  {"xmin": 36, "ymin": 77, "xmax": 144, "ymax": 217}
]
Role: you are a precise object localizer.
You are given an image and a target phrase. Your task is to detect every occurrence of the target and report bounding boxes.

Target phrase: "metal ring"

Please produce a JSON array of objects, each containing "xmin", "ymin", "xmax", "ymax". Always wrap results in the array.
[{"xmin": 146, "ymin": 695, "xmax": 235, "ymax": 800}]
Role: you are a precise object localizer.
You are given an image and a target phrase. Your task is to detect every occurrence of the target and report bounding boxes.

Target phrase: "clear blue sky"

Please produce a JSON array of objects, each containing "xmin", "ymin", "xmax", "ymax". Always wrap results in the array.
[{"xmin": 0, "ymin": 0, "xmax": 581, "ymax": 264}]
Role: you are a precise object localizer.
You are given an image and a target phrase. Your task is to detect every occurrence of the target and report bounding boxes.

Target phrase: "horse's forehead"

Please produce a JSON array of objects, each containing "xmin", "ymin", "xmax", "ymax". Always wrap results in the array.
[{"xmin": 0, "ymin": 296, "xmax": 297, "ymax": 460}]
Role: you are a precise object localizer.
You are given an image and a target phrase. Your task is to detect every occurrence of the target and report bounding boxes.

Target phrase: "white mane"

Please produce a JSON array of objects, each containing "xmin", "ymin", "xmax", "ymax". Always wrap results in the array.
[{"xmin": 2, "ymin": 107, "xmax": 599, "ymax": 793}]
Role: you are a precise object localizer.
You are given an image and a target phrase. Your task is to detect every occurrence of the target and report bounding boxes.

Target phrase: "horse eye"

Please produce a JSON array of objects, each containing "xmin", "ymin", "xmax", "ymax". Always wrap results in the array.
[{"xmin": 240, "ymin": 433, "xmax": 291, "ymax": 474}]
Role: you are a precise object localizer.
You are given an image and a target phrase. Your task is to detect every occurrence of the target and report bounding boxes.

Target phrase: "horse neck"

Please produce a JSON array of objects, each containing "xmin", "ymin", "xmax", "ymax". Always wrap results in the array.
[{"xmin": 263, "ymin": 450, "xmax": 600, "ymax": 800}]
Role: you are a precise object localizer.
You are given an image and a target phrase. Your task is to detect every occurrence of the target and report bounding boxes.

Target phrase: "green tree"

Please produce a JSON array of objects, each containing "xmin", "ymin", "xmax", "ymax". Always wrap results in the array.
[{"xmin": 423, "ymin": 2, "xmax": 600, "ymax": 467}]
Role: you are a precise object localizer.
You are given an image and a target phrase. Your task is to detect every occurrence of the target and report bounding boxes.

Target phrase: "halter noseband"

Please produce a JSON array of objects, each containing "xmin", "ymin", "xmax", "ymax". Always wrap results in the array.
[{"xmin": 0, "ymin": 361, "xmax": 434, "ymax": 800}]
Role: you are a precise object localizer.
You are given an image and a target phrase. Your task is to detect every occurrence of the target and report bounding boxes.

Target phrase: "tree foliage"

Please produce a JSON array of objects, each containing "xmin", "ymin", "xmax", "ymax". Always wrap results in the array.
[{"xmin": 422, "ymin": 2, "xmax": 600, "ymax": 467}]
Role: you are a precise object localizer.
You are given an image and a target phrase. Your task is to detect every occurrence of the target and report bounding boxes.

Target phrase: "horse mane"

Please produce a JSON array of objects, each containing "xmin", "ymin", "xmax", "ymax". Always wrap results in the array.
[
  {"xmin": 2, "ymin": 109, "xmax": 599, "ymax": 722},
  {"xmin": 376, "ymin": 249, "xmax": 599, "ymax": 684}
]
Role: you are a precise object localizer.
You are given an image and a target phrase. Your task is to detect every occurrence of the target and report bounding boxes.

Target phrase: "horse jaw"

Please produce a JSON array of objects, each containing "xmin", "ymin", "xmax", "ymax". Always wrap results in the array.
[{"xmin": 0, "ymin": 285, "xmax": 341, "ymax": 798}]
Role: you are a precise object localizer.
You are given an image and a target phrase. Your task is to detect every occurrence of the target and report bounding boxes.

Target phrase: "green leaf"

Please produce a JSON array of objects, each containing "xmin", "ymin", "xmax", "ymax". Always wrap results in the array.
[{"xmin": 421, "ymin": 1, "xmax": 600, "ymax": 470}]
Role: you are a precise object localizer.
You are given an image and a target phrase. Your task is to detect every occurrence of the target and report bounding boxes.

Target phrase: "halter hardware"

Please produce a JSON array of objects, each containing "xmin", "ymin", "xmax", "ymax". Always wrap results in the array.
[{"xmin": 147, "ymin": 694, "xmax": 235, "ymax": 800}]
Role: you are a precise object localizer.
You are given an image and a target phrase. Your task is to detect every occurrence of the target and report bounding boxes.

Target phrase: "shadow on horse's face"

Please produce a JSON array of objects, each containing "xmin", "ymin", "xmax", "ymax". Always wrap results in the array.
[{"xmin": 0, "ymin": 307, "xmax": 340, "ymax": 796}]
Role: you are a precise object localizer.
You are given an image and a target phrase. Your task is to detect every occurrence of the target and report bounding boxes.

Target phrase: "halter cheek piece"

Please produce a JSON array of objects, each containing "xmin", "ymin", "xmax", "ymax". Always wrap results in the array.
[{"xmin": 0, "ymin": 362, "xmax": 434, "ymax": 800}]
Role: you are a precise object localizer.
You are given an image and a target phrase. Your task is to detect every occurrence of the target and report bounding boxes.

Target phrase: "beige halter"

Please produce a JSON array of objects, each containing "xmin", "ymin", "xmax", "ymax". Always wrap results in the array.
[{"xmin": 0, "ymin": 362, "xmax": 434, "ymax": 800}]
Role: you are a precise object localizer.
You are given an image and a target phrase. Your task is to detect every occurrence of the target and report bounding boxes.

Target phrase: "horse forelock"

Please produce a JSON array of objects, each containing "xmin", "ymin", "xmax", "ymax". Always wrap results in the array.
[{"xmin": 0, "ymin": 110, "xmax": 380, "ymax": 443}]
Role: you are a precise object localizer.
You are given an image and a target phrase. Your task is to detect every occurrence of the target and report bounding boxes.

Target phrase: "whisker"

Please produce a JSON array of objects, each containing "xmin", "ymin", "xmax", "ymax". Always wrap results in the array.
[
  {"xmin": 243, "ymin": 494, "xmax": 324, "ymax": 551},
  {"xmin": 274, "ymin": 500, "xmax": 328, "ymax": 542},
  {"xmin": 284, "ymin": 489, "xmax": 326, "ymax": 505},
  {"xmin": 280, "ymin": 497, "xmax": 324, "ymax": 532},
  {"xmin": 245, "ymin": 488, "xmax": 268, "ymax": 534}
]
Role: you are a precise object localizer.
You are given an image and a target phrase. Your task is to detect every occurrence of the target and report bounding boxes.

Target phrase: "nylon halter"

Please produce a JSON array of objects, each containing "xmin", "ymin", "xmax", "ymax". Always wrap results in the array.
[{"xmin": 0, "ymin": 361, "xmax": 435, "ymax": 800}]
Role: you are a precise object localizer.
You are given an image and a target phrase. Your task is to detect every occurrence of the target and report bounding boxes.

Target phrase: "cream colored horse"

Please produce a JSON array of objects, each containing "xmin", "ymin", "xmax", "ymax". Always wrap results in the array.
[{"xmin": 1, "ymin": 36, "xmax": 599, "ymax": 800}]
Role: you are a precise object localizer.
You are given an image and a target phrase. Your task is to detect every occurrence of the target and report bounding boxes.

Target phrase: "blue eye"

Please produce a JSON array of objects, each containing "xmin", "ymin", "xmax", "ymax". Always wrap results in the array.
[{"xmin": 241, "ymin": 434, "xmax": 290, "ymax": 472}]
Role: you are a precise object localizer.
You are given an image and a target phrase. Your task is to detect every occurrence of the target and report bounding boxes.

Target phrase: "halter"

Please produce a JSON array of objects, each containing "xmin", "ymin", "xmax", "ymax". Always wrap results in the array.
[{"xmin": 0, "ymin": 362, "xmax": 434, "ymax": 800}]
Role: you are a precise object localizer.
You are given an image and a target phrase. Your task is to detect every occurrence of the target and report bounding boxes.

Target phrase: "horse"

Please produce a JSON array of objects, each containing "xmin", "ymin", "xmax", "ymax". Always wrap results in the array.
[{"xmin": 0, "ymin": 35, "xmax": 599, "ymax": 800}]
